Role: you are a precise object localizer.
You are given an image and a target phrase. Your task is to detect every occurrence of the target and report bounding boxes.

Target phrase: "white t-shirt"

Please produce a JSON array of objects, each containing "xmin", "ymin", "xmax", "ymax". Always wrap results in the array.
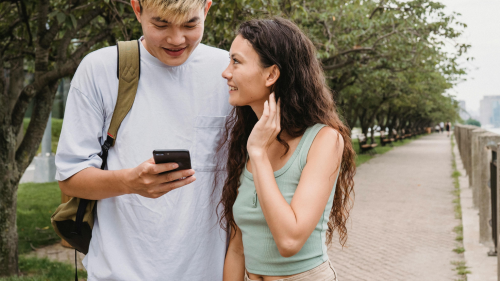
[{"xmin": 55, "ymin": 38, "xmax": 231, "ymax": 280}]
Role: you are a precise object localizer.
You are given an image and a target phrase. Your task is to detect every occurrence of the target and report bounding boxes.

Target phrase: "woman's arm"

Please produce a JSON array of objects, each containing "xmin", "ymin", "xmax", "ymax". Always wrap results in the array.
[
  {"xmin": 249, "ymin": 127, "xmax": 343, "ymax": 257},
  {"xmin": 247, "ymin": 93, "xmax": 343, "ymax": 257},
  {"xmin": 223, "ymin": 225, "xmax": 245, "ymax": 281}
]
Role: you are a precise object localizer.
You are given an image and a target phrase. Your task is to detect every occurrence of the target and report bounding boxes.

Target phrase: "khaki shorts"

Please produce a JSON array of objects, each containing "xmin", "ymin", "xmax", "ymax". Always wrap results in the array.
[{"xmin": 244, "ymin": 260, "xmax": 338, "ymax": 281}]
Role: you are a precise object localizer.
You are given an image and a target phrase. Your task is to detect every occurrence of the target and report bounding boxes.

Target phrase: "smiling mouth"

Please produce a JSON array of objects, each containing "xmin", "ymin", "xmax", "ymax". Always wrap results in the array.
[
  {"xmin": 229, "ymin": 86, "xmax": 238, "ymax": 91},
  {"xmin": 162, "ymin": 47, "xmax": 187, "ymax": 57}
]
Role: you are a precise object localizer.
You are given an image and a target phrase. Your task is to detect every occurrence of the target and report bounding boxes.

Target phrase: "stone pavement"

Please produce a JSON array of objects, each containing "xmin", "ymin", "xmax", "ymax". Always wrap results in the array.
[
  {"xmin": 25, "ymin": 242, "xmax": 85, "ymax": 270},
  {"xmin": 328, "ymin": 133, "xmax": 465, "ymax": 280}
]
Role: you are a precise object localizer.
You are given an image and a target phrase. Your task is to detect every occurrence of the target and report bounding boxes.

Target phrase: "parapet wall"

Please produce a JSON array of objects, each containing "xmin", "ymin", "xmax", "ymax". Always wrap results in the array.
[{"xmin": 454, "ymin": 124, "xmax": 500, "ymax": 278}]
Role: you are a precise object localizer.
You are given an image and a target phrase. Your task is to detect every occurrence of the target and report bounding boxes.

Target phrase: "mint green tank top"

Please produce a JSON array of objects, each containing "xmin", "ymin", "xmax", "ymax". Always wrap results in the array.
[{"xmin": 233, "ymin": 124, "xmax": 339, "ymax": 276}]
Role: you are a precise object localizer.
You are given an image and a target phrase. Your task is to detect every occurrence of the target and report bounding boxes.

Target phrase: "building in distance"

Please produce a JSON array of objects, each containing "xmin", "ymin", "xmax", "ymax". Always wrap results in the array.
[{"xmin": 480, "ymin": 96, "xmax": 500, "ymax": 128}]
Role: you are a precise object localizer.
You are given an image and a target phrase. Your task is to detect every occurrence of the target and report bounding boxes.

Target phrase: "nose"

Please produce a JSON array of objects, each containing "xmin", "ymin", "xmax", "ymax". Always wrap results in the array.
[
  {"xmin": 222, "ymin": 64, "xmax": 232, "ymax": 80},
  {"xmin": 166, "ymin": 27, "xmax": 186, "ymax": 46}
]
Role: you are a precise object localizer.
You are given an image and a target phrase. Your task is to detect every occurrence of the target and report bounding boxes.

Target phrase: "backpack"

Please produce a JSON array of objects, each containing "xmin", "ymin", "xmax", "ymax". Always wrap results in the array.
[{"xmin": 50, "ymin": 40, "xmax": 140, "ymax": 275}]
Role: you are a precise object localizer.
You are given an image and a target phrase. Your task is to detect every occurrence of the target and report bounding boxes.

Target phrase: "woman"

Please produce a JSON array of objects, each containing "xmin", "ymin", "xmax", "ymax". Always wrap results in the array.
[{"xmin": 218, "ymin": 17, "xmax": 356, "ymax": 281}]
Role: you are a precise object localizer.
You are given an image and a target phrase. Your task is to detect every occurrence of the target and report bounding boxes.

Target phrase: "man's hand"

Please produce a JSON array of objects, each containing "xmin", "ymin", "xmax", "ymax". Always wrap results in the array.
[{"xmin": 123, "ymin": 157, "xmax": 196, "ymax": 198}]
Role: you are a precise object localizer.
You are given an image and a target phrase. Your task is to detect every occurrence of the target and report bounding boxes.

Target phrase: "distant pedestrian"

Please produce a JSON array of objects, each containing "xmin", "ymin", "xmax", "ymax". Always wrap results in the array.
[
  {"xmin": 439, "ymin": 122, "xmax": 444, "ymax": 133},
  {"xmin": 446, "ymin": 121, "xmax": 451, "ymax": 137},
  {"xmin": 435, "ymin": 125, "xmax": 440, "ymax": 133}
]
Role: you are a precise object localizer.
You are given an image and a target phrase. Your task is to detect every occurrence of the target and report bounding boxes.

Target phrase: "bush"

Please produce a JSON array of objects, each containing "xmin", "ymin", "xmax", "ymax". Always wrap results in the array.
[{"xmin": 465, "ymin": 118, "xmax": 481, "ymax": 127}]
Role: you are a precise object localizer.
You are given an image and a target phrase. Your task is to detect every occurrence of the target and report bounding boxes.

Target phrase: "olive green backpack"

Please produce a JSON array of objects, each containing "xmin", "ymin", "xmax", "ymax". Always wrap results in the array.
[{"xmin": 51, "ymin": 40, "xmax": 140, "ymax": 256}]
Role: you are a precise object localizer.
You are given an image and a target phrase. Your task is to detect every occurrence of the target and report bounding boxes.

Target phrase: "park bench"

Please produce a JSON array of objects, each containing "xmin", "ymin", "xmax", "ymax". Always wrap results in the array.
[
  {"xmin": 379, "ymin": 131, "xmax": 394, "ymax": 147},
  {"xmin": 393, "ymin": 129, "xmax": 404, "ymax": 142},
  {"xmin": 402, "ymin": 129, "xmax": 412, "ymax": 139},
  {"xmin": 358, "ymin": 134, "xmax": 378, "ymax": 155}
]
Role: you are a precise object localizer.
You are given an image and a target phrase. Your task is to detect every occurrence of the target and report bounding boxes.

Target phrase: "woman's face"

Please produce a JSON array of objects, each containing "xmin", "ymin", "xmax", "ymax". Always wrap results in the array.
[{"xmin": 222, "ymin": 35, "xmax": 278, "ymax": 107}]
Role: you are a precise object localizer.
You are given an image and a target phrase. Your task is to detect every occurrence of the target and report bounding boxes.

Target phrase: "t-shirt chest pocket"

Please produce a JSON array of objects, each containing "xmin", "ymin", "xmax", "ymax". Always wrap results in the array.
[{"xmin": 191, "ymin": 115, "xmax": 226, "ymax": 172}]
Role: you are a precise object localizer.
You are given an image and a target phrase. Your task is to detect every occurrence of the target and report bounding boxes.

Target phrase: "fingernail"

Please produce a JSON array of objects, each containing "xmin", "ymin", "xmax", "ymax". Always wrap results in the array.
[{"xmin": 173, "ymin": 164, "xmax": 179, "ymax": 168}]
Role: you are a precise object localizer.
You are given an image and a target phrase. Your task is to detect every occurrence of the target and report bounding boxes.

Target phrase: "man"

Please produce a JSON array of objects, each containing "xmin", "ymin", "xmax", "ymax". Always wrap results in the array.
[{"xmin": 55, "ymin": 0, "xmax": 231, "ymax": 279}]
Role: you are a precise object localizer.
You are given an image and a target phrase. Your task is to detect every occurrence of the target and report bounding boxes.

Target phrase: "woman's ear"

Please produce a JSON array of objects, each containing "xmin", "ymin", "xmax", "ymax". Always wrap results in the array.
[{"xmin": 265, "ymin": 65, "xmax": 280, "ymax": 88}]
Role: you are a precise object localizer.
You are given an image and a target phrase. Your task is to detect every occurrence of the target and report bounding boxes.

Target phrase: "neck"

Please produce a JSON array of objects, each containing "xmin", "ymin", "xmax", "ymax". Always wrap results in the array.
[{"xmin": 250, "ymin": 103, "xmax": 265, "ymax": 120}]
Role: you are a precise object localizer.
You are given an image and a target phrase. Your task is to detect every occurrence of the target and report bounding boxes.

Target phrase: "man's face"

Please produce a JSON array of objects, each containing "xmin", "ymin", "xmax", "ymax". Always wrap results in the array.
[{"xmin": 132, "ymin": 0, "xmax": 212, "ymax": 66}]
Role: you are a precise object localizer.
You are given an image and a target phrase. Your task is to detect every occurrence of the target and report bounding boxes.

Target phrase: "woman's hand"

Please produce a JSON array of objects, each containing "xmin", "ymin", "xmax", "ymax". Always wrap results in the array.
[{"xmin": 247, "ymin": 93, "xmax": 281, "ymax": 156}]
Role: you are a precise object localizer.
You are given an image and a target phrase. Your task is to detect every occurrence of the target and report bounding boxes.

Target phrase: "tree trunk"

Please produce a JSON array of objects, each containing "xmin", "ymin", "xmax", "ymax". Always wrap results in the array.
[{"xmin": 0, "ymin": 123, "xmax": 21, "ymax": 276}]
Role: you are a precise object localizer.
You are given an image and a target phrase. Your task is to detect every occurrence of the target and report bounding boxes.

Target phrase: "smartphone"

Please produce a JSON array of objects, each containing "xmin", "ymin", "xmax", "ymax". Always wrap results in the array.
[{"xmin": 153, "ymin": 149, "xmax": 192, "ymax": 173}]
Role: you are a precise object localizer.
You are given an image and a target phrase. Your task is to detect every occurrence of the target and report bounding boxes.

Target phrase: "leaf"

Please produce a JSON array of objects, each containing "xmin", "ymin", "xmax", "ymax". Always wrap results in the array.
[
  {"xmin": 56, "ymin": 12, "xmax": 66, "ymax": 24},
  {"xmin": 48, "ymin": 11, "xmax": 58, "ymax": 19},
  {"xmin": 70, "ymin": 14, "xmax": 77, "ymax": 29}
]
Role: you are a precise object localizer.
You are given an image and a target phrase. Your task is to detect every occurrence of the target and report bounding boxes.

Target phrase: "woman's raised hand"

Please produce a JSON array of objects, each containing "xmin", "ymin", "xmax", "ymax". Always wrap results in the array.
[{"xmin": 247, "ymin": 93, "xmax": 281, "ymax": 156}]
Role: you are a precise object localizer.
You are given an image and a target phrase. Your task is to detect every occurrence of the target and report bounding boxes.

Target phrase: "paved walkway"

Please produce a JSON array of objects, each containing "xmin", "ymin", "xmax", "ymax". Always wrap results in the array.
[{"xmin": 328, "ymin": 133, "xmax": 464, "ymax": 280}]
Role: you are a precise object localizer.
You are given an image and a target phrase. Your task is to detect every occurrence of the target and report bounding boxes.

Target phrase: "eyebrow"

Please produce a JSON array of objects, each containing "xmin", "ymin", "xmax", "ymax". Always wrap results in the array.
[{"xmin": 151, "ymin": 16, "xmax": 200, "ymax": 24}]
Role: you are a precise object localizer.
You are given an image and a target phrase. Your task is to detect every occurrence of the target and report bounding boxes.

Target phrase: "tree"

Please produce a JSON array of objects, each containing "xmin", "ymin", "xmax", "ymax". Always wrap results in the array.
[
  {"xmin": 465, "ymin": 118, "xmax": 481, "ymax": 127},
  {"xmin": 0, "ymin": 0, "xmax": 140, "ymax": 276},
  {"xmin": 204, "ymin": 0, "xmax": 469, "ymax": 133}
]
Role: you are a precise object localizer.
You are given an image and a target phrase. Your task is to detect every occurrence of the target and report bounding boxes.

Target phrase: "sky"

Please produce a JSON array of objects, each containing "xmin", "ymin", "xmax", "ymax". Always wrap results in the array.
[{"xmin": 437, "ymin": 0, "xmax": 500, "ymax": 114}]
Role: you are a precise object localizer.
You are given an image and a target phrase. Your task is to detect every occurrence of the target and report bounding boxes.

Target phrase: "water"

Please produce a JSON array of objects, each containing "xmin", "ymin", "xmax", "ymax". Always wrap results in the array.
[{"xmin": 484, "ymin": 128, "xmax": 500, "ymax": 135}]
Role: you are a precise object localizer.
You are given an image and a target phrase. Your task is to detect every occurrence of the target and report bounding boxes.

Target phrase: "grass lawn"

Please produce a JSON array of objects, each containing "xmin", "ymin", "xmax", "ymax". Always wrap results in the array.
[
  {"xmin": 0, "ymin": 257, "xmax": 87, "ymax": 281},
  {"xmin": 17, "ymin": 182, "xmax": 61, "ymax": 254}
]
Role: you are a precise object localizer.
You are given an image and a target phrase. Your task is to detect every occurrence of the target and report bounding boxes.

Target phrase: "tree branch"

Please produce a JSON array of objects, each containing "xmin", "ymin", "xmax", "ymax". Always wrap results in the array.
[
  {"xmin": 71, "ymin": 26, "xmax": 114, "ymax": 59},
  {"xmin": 16, "ymin": 82, "xmax": 58, "ymax": 172},
  {"xmin": 57, "ymin": 7, "xmax": 103, "ymax": 63},
  {"xmin": 322, "ymin": 58, "xmax": 355, "ymax": 71},
  {"xmin": 19, "ymin": 0, "xmax": 33, "ymax": 46},
  {"xmin": 36, "ymin": 0, "xmax": 49, "ymax": 43},
  {"xmin": 11, "ymin": 84, "xmax": 36, "ymax": 136}
]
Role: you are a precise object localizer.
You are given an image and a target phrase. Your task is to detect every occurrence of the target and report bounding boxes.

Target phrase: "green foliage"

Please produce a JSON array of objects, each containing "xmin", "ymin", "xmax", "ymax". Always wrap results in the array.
[
  {"xmin": 465, "ymin": 118, "xmax": 481, "ymax": 127},
  {"xmin": 0, "ymin": 257, "xmax": 87, "ymax": 281},
  {"xmin": 17, "ymin": 182, "xmax": 62, "ymax": 254},
  {"xmin": 204, "ymin": 0, "xmax": 469, "ymax": 132}
]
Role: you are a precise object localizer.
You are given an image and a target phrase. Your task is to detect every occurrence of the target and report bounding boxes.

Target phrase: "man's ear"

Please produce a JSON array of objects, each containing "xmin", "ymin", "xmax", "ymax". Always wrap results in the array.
[
  {"xmin": 265, "ymin": 65, "xmax": 280, "ymax": 88},
  {"xmin": 204, "ymin": 0, "xmax": 213, "ymax": 18},
  {"xmin": 131, "ymin": 0, "xmax": 142, "ymax": 23}
]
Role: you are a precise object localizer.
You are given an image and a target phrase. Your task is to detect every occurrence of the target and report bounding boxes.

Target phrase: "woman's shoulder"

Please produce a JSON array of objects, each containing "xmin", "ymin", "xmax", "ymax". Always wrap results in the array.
[
  {"xmin": 299, "ymin": 124, "xmax": 344, "ymax": 168},
  {"xmin": 309, "ymin": 124, "xmax": 344, "ymax": 145}
]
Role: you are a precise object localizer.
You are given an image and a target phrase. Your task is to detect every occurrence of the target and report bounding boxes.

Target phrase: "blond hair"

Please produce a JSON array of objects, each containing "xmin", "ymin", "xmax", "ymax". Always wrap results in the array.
[{"xmin": 139, "ymin": 0, "xmax": 207, "ymax": 24}]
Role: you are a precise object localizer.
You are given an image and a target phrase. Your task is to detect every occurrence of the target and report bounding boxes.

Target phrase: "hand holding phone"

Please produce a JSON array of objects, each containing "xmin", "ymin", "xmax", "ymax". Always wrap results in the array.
[
  {"xmin": 153, "ymin": 150, "xmax": 192, "ymax": 173},
  {"xmin": 125, "ymin": 154, "xmax": 196, "ymax": 199}
]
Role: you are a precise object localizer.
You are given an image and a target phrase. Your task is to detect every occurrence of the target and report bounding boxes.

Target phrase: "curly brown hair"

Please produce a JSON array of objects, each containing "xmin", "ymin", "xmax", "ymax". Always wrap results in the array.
[{"xmin": 215, "ymin": 17, "xmax": 356, "ymax": 246}]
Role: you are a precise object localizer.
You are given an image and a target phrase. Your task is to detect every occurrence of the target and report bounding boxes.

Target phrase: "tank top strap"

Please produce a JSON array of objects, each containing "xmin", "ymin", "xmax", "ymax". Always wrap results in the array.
[{"xmin": 298, "ymin": 124, "xmax": 327, "ymax": 170}]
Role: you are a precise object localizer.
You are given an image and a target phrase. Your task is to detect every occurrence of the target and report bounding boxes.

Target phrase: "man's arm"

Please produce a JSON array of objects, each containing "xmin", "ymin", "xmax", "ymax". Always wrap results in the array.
[
  {"xmin": 59, "ymin": 158, "xmax": 196, "ymax": 200},
  {"xmin": 56, "ymin": 72, "xmax": 196, "ymax": 200}
]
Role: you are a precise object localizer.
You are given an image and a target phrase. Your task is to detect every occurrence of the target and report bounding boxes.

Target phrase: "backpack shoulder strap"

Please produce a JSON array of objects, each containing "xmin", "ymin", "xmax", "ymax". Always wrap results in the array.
[
  {"xmin": 99, "ymin": 40, "xmax": 140, "ymax": 169},
  {"xmin": 107, "ymin": 40, "xmax": 141, "ymax": 147}
]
